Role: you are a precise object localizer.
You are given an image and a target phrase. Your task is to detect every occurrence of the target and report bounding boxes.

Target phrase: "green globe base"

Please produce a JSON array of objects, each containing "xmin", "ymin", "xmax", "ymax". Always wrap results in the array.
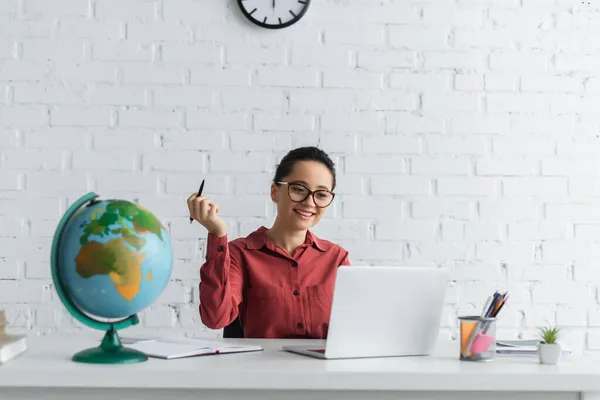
[
  {"xmin": 72, "ymin": 328, "xmax": 148, "ymax": 364},
  {"xmin": 73, "ymin": 346, "xmax": 148, "ymax": 364}
]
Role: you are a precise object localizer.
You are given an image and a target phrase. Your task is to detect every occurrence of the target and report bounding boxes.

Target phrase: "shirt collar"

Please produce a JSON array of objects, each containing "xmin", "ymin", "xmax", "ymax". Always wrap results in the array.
[
  {"xmin": 245, "ymin": 226, "xmax": 331, "ymax": 252},
  {"xmin": 305, "ymin": 229, "xmax": 332, "ymax": 252}
]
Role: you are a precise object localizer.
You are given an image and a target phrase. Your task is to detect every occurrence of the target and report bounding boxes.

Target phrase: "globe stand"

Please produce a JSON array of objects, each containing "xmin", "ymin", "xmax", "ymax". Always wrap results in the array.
[
  {"xmin": 51, "ymin": 192, "xmax": 153, "ymax": 365},
  {"xmin": 72, "ymin": 326, "xmax": 148, "ymax": 364}
]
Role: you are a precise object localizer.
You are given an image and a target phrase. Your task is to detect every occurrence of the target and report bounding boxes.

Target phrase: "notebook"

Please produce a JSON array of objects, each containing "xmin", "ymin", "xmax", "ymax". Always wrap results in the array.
[
  {"xmin": 122, "ymin": 337, "xmax": 263, "ymax": 360},
  {"xmin": 496, "ymin": 340, "xmax": 571, "ymax": 356}
]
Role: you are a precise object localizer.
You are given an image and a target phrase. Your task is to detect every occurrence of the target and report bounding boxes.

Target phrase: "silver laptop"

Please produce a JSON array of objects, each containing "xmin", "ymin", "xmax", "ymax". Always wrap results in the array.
[{"xmin": 283, "ymin": 266, "xmax": 449, "ymax": 359}]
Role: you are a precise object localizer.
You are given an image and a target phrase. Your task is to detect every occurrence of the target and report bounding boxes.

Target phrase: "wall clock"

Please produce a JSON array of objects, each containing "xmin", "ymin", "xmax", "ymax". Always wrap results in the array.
[{"xmin": 237, "ymin": 0, "xmax": 311, "ymax": 29}]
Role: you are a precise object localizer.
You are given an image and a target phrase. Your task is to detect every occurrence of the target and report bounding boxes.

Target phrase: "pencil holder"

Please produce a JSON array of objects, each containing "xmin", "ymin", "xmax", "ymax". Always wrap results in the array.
[{"xmin": 459, "ymin": 316, "xmax": 496, "ymax": 362}]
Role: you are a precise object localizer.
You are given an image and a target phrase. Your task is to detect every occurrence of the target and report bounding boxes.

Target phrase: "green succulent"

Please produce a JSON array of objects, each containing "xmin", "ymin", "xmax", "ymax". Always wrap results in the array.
[{"xmin": 538, "ymin": 325, "xmax": 560, "ymax": 344}]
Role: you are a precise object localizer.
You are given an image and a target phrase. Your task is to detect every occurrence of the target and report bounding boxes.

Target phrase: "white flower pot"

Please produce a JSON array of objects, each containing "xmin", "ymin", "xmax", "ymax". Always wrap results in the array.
[{"xmin": 538, "ymin": 343, "xmax": 561, "ymax": 365}]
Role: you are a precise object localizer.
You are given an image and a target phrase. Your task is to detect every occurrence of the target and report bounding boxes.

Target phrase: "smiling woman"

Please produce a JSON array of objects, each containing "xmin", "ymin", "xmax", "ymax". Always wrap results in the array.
[{"xmin": 187, "ymin": 146, "xmax": 350, "ymax": 339}]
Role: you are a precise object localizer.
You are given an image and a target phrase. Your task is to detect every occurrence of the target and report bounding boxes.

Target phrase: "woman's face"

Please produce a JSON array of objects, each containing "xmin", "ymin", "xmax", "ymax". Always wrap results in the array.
[{"xmin": 271, "ymin": 160, "xmax": 334, "ymax": 231}]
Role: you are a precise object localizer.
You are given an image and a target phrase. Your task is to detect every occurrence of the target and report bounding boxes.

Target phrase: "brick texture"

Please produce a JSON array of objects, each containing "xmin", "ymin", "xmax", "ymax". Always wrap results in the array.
[{"xmin": 0, "ymin": 0, "xmax": 598, "ymax": 351}]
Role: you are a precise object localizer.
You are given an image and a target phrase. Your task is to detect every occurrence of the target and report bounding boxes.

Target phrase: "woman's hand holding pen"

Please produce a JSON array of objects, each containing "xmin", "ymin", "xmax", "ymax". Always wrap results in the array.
[{"xmin": 187, "ymin": 193, "xmax": 227, "ymax": 238}]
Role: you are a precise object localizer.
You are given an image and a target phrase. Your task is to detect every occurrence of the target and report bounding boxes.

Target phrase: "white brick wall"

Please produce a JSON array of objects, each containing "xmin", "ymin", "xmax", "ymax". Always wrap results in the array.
[{"xmin": 1, "ymin": 0, "xmax": 599, "ymax": 351}]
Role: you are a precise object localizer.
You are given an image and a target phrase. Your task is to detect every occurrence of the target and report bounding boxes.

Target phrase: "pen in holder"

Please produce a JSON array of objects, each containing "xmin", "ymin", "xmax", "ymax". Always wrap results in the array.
[{"xmin": 459, "ymin": 315, "xmax": 496, "ymax": 362}]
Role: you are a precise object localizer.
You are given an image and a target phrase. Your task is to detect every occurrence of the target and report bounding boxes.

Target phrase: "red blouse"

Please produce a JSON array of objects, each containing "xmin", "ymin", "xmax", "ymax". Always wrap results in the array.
[{"xmin": 198, "ymin": 226, "xmax": 350, "ymax": 339}]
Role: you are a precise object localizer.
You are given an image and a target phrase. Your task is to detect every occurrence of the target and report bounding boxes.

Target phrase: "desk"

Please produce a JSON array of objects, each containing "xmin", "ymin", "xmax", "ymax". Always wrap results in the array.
[{"xmin": 1, "ymin": 334, "xmax": 600, "ymax": 400}]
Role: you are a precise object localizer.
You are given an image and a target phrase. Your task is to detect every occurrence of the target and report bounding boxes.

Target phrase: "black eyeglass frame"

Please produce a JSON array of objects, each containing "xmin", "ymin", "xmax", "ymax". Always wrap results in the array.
[{"xmin": 275, "ymin": 181, "xmax": 335, "ymax": 208}]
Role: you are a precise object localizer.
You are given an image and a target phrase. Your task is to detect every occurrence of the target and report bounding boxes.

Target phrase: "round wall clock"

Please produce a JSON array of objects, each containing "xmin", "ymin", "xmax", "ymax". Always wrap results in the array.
[{"xmin": 237, "ymin": 0, "xmax": 311, "ymax": 29}]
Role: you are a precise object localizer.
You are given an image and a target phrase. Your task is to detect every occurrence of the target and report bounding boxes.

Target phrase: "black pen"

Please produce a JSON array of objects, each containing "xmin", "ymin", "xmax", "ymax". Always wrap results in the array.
[{"xmin": 190, "ymin": 179, "xmax": 205, "ymax": 223}]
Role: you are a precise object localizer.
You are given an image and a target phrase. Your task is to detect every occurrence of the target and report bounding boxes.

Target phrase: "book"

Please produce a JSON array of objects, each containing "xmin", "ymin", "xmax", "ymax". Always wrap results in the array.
[
  {"xmin": 122, "ymin": 337, "xmax": 263, "ymax": 360},
  {"xmin": 0, "ymin": 334, "xmax": 27, "ymax": 364},
  {"xmin": 496, "ymin": 340, "xmax": 571, "ymax": 356}
]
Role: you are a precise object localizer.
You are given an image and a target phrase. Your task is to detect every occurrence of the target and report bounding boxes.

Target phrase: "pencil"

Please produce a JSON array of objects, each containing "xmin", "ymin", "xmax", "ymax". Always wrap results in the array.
[{"xmin": 190, "ymin": 179, "xmax": 205, "ymax": 223}]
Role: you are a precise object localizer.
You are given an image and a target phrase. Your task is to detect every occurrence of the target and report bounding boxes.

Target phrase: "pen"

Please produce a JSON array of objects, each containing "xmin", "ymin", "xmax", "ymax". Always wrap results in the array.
[
  {"xmin": 480, "ymin": 296, "xmax": 493, "ymax": 319},
  {"xmin": 491, "ymin": 293, "xmax": 505, "ymax": 316},
  {"xmin": 485, "ymin": 292, "xmax": 500, "ymax": 317},
  {"xmin": 190, "ymin": 179, "xmax": 205, "ymax": 223},
  {"xmin": 492, "ymin": 294, "xmax": 508, "ymax": 318}
]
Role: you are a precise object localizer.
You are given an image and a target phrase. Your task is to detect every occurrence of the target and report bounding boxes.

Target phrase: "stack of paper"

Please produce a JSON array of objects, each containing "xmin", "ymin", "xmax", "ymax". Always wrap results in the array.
[
  {"xmin": 0, "ymin": 310, "xmax": 28, "ymax": 364},
  {"xmin": 496, "ymin": 340, "xmax": 571, "ymax": 356}
]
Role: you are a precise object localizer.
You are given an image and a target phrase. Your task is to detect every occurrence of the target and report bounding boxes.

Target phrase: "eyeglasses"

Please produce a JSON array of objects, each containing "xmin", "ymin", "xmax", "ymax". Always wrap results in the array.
[{"xmin": 276, "ymin": 182, "xmax": 335, "ymax": 208}]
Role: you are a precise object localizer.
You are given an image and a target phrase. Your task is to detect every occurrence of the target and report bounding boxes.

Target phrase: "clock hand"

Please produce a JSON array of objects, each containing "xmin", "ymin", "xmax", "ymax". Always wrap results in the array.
[{"xmin": 272, "ymin": 0, "xmax": 275, "ymax": 9}]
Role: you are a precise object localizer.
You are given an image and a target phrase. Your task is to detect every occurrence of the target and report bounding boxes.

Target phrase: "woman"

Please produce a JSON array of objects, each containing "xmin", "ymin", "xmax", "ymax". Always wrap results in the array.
[{"xmin": 187, "ymin": 146, "xmax": 350, "ymax": 339}]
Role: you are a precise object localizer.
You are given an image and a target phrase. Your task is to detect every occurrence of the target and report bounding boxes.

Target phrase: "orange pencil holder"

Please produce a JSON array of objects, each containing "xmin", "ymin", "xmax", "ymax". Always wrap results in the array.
[{"xmin": 459, "ymin": 316, "xmax": 496, "ymax": 362}]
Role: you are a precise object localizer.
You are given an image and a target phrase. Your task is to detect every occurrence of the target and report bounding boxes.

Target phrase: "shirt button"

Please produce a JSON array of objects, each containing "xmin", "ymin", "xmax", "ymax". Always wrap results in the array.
[
  {"xmin": 293, "ymin": 290, "xmax": 300, "ymax": 296},
  {"xmin": 290, "ymin": 261, "xmax": 297, "ymax": 267},
  {"xmin": 217, "ymin": 246, "xmax": 225, "ymax": 252},
  {"xmin": 297, "ymin": 322, "xmax": 303, "ymax": 329}
]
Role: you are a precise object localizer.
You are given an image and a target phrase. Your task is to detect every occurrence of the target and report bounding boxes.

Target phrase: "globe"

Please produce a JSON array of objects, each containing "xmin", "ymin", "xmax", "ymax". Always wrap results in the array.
[{"xmin": 51, "ymin": 192, "xmax": 173, "ymax": 364}]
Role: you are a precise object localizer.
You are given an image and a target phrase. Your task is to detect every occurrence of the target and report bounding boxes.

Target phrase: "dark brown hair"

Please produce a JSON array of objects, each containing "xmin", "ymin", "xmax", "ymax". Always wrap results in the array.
[{"xmin": 273, "ymin": 146, "xmax": 336, "ymax": 191}]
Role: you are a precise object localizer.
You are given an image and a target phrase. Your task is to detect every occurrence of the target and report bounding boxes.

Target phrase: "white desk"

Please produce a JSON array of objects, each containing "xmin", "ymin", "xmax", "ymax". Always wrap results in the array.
[{"xmin": 1, "ymin": 334, "xmax": 600, "ymax": 400}]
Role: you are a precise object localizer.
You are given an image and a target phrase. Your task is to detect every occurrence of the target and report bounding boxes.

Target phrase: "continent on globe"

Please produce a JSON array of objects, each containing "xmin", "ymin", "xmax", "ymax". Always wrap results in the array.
[{"xmin": 74, "ymin": 200, "xmax": 165, "ymax": 302}]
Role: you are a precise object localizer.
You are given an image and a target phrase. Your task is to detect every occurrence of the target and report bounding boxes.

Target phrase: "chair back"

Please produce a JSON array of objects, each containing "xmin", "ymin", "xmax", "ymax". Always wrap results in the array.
[{"xmin": 223, "ymin": 317, "xmax": 244, "ymax": 338}]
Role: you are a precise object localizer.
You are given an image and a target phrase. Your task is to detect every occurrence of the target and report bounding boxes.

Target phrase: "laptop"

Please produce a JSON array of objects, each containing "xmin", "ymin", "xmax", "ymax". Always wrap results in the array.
[{"xmin": 283, "ymin": 266, "xmax": 449, "ymax": 359}]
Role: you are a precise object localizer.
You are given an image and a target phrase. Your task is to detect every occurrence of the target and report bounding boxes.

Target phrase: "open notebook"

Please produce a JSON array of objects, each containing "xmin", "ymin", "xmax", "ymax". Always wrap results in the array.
[{"xmin": 121, "ymin": 337, "xmax": 263, "ymax": 360}]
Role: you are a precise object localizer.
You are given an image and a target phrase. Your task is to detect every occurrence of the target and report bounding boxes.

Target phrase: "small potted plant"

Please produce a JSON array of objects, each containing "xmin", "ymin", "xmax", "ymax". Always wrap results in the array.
[{"xmin": 537, "ymin": 325, "xmax": 561, "ymax": 365}]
